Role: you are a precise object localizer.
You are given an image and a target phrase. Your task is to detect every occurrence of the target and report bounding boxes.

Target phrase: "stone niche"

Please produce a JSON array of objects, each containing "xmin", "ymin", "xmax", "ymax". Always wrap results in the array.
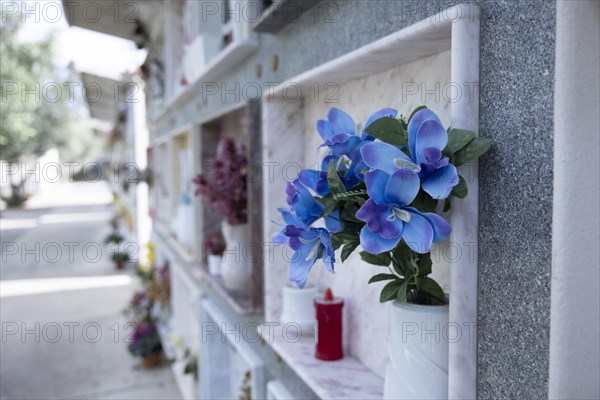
[{"xmin": 262, "ymin": 5, "xmax": 480, "ymax": 398}]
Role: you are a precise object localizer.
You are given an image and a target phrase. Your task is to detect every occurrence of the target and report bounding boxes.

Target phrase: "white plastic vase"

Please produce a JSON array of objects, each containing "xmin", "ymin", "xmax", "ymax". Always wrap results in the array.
[
  {"xmin": 220, "ymin": 222, "xmax": 250, "ymax": 291},
  {"xmin": 383, "ymin": 300, "xmax": 449, "ymax": 399},
  {"xmin": 208, "ymin": 254, "xmax": 222, "ymax": 275},
  {"xmin": 177, "ymin": 202, "xmax": 194, "ymax": 247},
  {"xmin": 280, "ymin": 285, "xmax": 318, "ymax": 335}
]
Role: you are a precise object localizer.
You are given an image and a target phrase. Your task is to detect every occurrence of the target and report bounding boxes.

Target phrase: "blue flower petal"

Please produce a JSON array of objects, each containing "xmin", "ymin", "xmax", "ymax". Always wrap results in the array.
[
  {"xmin": 407, "ymin": 108, "xmax": 442, "ymax": 159},
  {"xmin": 359, "ymin": 225, "xmax": 401, "ymax": 254},
  {"xmin": 331, "ymin": 134, "xmax": 361, "ymax": 157},
  {"xmin": 316, "ymin": 228, "xmax": 336, "ymax": 273},
  {"xmin": 277, "ymin": 207, "xmax": 308, "ymax": 228},
  {"xmin": 364, "ymin": 170, "xmax": 391, "ymax": 205},
  {"xmin": 414, "ymin": 120, "xmax": 448, "ymax": 163},
  {"xmin": 317, "ymin": 120, "xmax": 334, "ymax": 144},
  {"xmin": 421, "ymin": 164, "xmax": 459, "ymax": 199},
  {"xmin": 289, "ymin": 247, "xmax": 316, "ymax": 288},
  {"xmin": 384, "ymin": 168, "xmax": 421, "ymax": 206},
  {"xmin": 321, "ymin": 155, "xmax": 339, "ymax": 172},
  {"xmin": 327, "ymin": 107, "xmax": 356, "ymax": 134},
  {"xmin": 272, "ymin": 230, "xmax": 289, "ymax": 244},
  {"xmin": 364, "ymin": 108, "xmax": 398, "ymax": 128},
  {"xmin": 324, "ymin": 210, "xmax": 344, "ymax": 233},
  {"xmin": 361, "ymin": 141, "xmax": 409, "ymax": 175},
  {"xmin": 290, "ymin": 180, "xmax": 324, "ymax": 221},
  {"xmin": 401, "ymin": 209, "xmax": 434, "ymax": 253},
  {"xmin": 417, "ymin": 147, "xmax": 445, "ymax": 168},
  {"xmin": 298, "ymin": 169, "xmax": 329, "ymax": 196},
  {"xmin": 423, "ymin": 213, "xmax": 452, "ymax": 242},
  {"xmin": 356, "ymin": 199, "xmax": 402, "ymax": 239}
]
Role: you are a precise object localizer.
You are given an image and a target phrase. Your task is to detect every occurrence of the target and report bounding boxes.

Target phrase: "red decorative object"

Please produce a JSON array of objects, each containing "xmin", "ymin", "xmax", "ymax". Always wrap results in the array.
[{"xmin": 314, "ymin": 288, "xmax": 344, "ymax": 361}]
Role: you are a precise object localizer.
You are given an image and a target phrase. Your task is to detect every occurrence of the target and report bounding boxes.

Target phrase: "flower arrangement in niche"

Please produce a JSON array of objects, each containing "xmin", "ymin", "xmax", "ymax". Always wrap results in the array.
[
  {"xmin": 128, "ymin": 321, "xmax": 162, "ymax": 359},
  {"xmin": 274, "ymin": 106, "xmax": 493, "ymax": 304},
  {"xmin": 204, "ymin": 235, "xmax": 226, "ymax": 256},
  {"xmin": 193, "ymin": 136, "xmax": 248, "ymax": 225}
]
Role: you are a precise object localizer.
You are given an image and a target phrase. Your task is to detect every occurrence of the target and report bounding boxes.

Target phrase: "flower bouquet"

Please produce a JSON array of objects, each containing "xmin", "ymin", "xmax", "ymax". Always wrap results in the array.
[
  {"xmin": 204, "ymin": 235, "xmax": 226, "ymax": 275},
  {"xmin": 128, "ymin": 321, "xmax": 162, "ymax": 368},
  {"xmin": 192, "ymin": 136, "xmax": 248, "ymax": 225},
  {"xmin": 193, "ymin": 136, "xmax": 250, "ymax": 290},
  {"xmin": 146, "ymin": 262, "xmax": 171, "ymax": 307},
  {"xmin": 274, "ymin": 106, "xmax": 493, "ymax": 398},
  {"xmin": 111, "ymin": 250, "xmax": 131, "ymax": 270},
  {"xmin": 273, "ymin": 106, "xmax": 493, "ymax": 304}
]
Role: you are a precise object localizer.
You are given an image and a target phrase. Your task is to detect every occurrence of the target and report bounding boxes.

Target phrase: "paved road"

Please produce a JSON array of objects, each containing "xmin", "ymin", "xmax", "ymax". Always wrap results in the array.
[{"xmin": 0, "ymin": 182, "xmax": 181, "ymax": 400}]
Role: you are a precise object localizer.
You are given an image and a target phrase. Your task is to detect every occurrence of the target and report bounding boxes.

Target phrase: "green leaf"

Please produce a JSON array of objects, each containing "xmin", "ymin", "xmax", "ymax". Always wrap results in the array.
[
  {"xmin": 408, "ymin": 105, "xmax": 427, "ymax": 123},
  {"xmin": 443, "ymin": 198, "xmax": 452, "ymax": 212},
  {"xmin": 330, "ymin": 235, "xmax": 343, "ymax": 250},
  {"xmin": 443, "ymin": 129, "xmax": 477, "ymax": 157},
  {"xmin": 368, "ymin": 273, "xmax": 398, "ymax": 284},
  {"xmin": 417, "ymin": 253, "xmax": 432, "ymax": 277},
  {"xmin": 396, "ymin": 280, "xmax": 409, "ymax": 303},
  {"xmin": 363, "ymin": 117, "xmax": 407, "ymax": 147},
  {"xmin": 416, "ymin": 277, "xmax": 446, "ymax": 303},
  {"xmin": 450, "ymin": 175, "xmax": 468, "ymax": 199},
  {"xmin": 340, "ymin": 202, "xmax": 361, "ymax": 223},
  {"xmin": 341, "ymin": 241, "xmax": 359, "ymax": 262},
  {"xmin": 334, "ymin": 232, "xmax": 356, "ymax": 244},
  {"xmin": 326, "ymin": 159, "xmax": 346, "ymax": 195},
  {"xmin": 410, "ymin": 190, "xmax": 438, "ymax": 213},
  {"xmin": 392, "ymin": 241, "xmax": 416, "ymax": 273},
  {"xmin": 453, "ymin": 137, "xmax": 494, "ymax": 166},
  {"xmin": 323, "ymin": 201, "xmax": 340, "ymax": 215},
  {"xmin": 360, "ymin": 251, "xmax": 391, "ymax": 266},
  {"xmin": 380, "ymin": 280, "xmax": 404, "ymax": 302}
]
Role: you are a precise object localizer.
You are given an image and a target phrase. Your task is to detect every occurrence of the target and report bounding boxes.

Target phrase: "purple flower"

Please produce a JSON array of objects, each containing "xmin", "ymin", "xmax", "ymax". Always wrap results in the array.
[
  {"xmin": 361, "ymin": 109, "xmax": 458, "ymax": 199},
  {"xmin": 193, "ymin": 136, "xmax": 248, "ymax": 224},
  {"xmin": 317, "ymin": 107, "xmax": 398, "ymax": 159},
  {"xmin": 356, "ymin": 169, "xmax": 451, "ymax": 254},
  {"xmin": 284, "ymin": 225, "xmax": 335, "ymax": 288}
]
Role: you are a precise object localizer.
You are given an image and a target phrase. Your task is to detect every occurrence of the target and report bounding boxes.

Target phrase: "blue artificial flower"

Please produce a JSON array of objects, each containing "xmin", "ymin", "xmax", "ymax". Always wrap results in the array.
[
  {"xmin": 272, "ymin": 177, "xmax": 342, "ymax": 274},
  {"xmin": 285, "ymin": 225, "xmax": 335, "ymax": 288},
  {"xmin": 317, "ymin": 107, "xmax": 398, "ymax": 158},
  {"xmin": 360, "ymin": 109, "xmax": 459, "ymax": 199},
  {"xmin": 285, "ymin": 179, "xmax": 324, "ymax": 225},
  {"xmin": 298, "ymin": 155, "xmax": 360, "ymax": 198},
  {"xmin": 355, "ymin": 169, "xmax": 451, "ymax": 254}
]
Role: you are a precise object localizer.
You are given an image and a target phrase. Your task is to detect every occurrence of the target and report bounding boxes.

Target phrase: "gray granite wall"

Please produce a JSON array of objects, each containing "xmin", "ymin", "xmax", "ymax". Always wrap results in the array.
[{"xmin": 154, "ymin": 1, "xmax": 556, "ymax": 398}]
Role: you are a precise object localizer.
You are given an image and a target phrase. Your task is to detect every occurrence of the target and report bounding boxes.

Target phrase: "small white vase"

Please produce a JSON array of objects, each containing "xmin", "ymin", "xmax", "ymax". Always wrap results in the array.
[
  {"xmin": 280, "ymin": 285, "xmax": 318, "ymax": 335},
  {"xmin": 220, "ymin": 222, "xmax": 250, "ymax": 291},
  {"xmin": 207, "ymin": 254, "xmax": 221, "ymax": 275},
  {"xmin": 177, "ymin": 202, "xmax": 194, "ymax": 247},
  {"xmin": 383, "ymin": 299, "xmax": 449, "ymax": 400}
]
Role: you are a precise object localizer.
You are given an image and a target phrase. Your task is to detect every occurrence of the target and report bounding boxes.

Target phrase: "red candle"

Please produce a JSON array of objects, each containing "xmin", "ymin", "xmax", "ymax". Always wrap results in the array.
[{"xmin": 314, "ymin": 288, "xmax": 344, "ymax": 361}]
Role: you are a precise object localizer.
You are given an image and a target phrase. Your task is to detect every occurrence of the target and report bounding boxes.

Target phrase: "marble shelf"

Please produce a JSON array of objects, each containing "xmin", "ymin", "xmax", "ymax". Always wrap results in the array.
[
  {"xmin": 149, "ymin": 38, "xmax": 257, "ymax": 128},
  {"xmin": 259, "ymin": 325, "xmax": 383, "ymax": 400}
]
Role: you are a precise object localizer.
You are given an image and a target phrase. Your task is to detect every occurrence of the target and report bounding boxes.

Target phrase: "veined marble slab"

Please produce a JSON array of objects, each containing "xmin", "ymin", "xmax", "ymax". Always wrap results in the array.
[{"xmin": 260, "ymin": 326, "xmax": 383, "ymax": 400}]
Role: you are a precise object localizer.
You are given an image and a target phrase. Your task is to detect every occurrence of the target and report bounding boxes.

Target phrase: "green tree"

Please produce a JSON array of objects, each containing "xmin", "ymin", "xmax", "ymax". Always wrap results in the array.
[{"xmin": 1, "ymin": 11, "xmax": 96, "ymax": 204}]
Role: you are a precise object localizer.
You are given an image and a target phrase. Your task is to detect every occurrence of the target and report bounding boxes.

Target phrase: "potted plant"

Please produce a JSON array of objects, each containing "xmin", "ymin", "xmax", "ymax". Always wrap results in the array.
[
  {"xmin": 193, "ymin": 136, "xmax": 249, "ymax": 291},
  {"xmin": 204, "ymin": 235, "xmax": 225, "ymax": 275},
  {"xmin": 111, "ymin": 250, "xmax": 131, "ymax": 270},
  {"xmin": 182, "ymin": 347, "xmax": 198, "ymax": 381},
  {"xmin": 128, "ymin": 321, "xmax": 162, "ymax": 368},
  {"xmin": 273, "ymin": 107, "xmax": 493, "ymax": 399},
  {"xmin": 146, "ymin": 262, "xmax": 171, "ymax": 308},
  {"xmin": 104, "ymin": 232, "xmax": 124, "ymax": 245}
]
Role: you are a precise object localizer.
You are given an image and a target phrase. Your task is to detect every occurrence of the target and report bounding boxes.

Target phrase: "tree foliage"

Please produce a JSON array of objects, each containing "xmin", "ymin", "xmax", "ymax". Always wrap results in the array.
[{"xmin": 0, "ymin": 12, "xmax": 95, "ymax": 165}]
